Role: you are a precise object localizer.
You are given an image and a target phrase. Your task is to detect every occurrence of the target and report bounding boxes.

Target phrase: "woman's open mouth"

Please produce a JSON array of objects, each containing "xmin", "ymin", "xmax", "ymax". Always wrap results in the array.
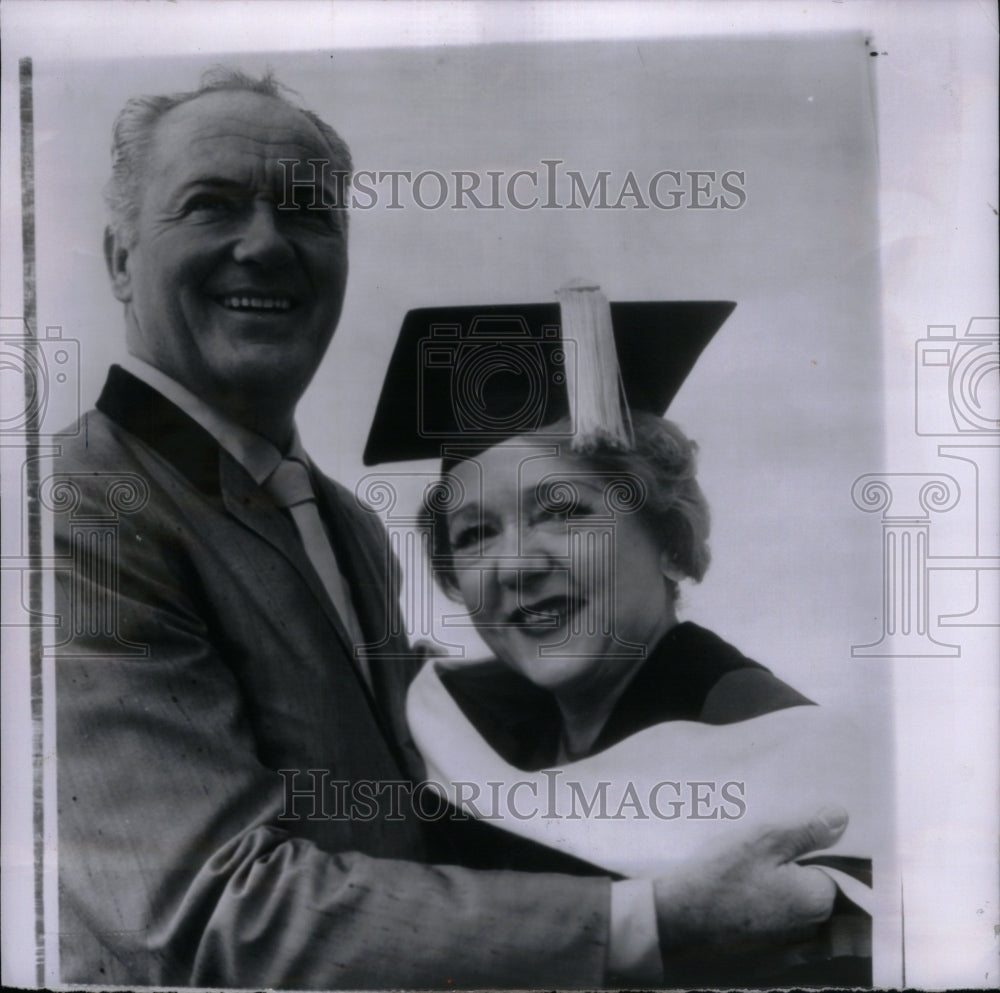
[{"xmin": 508, "ymin": 595, "xmax": 585, "ymax": 633}]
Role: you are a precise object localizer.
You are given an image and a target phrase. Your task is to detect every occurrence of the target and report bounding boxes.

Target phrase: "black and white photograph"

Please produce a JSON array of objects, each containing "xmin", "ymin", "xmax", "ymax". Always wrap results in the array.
[{"xmin": 0, "ymin": 2, "xmax": 996, "ymax": 989}]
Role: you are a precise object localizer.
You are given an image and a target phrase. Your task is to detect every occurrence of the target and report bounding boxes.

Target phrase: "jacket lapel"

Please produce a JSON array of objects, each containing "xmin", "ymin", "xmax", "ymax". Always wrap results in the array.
[
  {"xmin": 97, "ymin": 365, "xmax": 357, "ymax": 654},
  {"xmin": 312, "ymin": 473, "xmax": 427, "ymax": 780}
]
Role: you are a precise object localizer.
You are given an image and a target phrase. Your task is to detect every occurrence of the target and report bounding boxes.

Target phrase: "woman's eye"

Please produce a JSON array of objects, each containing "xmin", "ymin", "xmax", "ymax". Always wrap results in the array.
[
  {"xmin": 533, "ymin": 500, "xmax": 597, "ymax": 526},
  {"xmin": 449, "ymin": 526, "xmax": 481, "ymax": 551},
  {"xmin": 535, "ymin": 507, "xmax": 566, "ymax": 524},
  {"xmin": 537, "ymin": 502, "xmax": 580, "ymax": 522},
  {"xmin": 450, "ymin": 522, "xmax": 500, "ymax": 552}
]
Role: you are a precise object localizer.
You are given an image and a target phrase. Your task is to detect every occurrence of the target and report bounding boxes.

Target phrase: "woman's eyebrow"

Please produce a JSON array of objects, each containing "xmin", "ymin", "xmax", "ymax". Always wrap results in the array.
[{"xmin": 533, "ymin": 474, "xmax": 604, "ymax": 499}]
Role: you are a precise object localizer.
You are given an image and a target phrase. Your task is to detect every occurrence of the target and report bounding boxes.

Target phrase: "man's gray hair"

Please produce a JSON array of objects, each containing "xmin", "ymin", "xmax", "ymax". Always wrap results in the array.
[{"xmin": 104, "ymin": 66, "xmax": 353, "ymax": 247}]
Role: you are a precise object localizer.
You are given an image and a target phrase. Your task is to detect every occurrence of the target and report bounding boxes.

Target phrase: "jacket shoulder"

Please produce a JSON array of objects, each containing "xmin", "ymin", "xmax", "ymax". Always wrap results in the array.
[{"xmin": 53, "ymin": 407, "xmax": 144, "ymax": 470}]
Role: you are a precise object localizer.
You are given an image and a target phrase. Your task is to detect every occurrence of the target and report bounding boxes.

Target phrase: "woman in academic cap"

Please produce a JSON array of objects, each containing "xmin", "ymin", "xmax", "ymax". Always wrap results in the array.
[{"xmin": 364, "ymin": 283, "xmax": 874, "ymax": 986}]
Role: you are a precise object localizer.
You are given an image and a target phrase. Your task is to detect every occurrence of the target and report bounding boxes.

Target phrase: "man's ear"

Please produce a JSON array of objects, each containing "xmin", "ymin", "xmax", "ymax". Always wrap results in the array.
[{"xmin": 104, "ymin": 226, "xmax": 133, "ymax": 303}]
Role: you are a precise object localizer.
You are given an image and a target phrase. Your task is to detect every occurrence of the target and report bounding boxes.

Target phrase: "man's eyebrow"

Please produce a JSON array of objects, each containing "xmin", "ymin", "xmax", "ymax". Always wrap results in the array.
[
  {"xmin": 176, "ymin": 178, "xmax": 253, "ymax": 194},
  {"xmin": 174, "ymin": 175, "xmax": 336, "ymax": 207}
]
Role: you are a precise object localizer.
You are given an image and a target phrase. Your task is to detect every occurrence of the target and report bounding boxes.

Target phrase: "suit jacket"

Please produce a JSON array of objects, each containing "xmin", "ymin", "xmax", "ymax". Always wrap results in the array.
[{"xmin": 52, "ymin": 366, "xmax": 609, "ymax": 990}]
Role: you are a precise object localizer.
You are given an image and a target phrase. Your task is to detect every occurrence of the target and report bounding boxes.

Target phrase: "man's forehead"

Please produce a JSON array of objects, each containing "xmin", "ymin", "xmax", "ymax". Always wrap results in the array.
[{"xmin": 148, "ymin": 90, "xmax": 333, "ymax": 180}]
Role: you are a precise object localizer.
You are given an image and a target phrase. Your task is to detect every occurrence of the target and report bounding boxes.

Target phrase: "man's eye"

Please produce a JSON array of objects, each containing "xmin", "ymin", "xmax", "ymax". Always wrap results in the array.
[
  {"xmin": 184, "ymin": 193, "xmax": 236, "ymax": 215},
  {"xmin": 284, "ymin": 195, "xmax": 343, "ymax": 231},
  {"xmin": 288, "ymin": 188, "xmax": 325, "ymax": 210}
]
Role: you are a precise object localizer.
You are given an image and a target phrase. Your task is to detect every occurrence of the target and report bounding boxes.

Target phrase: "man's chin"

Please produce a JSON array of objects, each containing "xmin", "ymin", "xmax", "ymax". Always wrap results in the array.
[
  {"xmin": 213, "ymin": 360, "xmax": 295, "ymax": 390},
  {"xmin": 204, "ymin": 358, "xmax": 312, "ymax": 423}
]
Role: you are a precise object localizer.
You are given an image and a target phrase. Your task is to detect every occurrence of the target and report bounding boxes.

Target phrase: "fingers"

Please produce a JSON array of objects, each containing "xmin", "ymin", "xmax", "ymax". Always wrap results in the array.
[
  {"xmin": 652, "ymin": 806, "xmax": 850, "ymax": 952},
  {"xmin": 757, "ymin": 805, "xmax": 849, "ymax": 863},
  {"xmin": 783, "ymin": 863, "xmax": 839, "ymax": 926}
]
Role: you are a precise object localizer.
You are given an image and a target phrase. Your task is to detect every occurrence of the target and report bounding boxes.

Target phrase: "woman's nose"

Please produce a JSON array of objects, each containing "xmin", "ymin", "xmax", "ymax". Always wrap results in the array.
[
  {"xmin": 491, "ymin": 527, "xmax": 560, "ymax": 593},
  {"xmin": 232, "ymin": 200, "xmax": 295, "ymax": 267}
]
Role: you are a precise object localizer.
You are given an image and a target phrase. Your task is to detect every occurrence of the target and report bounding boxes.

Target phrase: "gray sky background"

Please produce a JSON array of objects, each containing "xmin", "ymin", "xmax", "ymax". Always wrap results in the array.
[{"xmin": 34, "ymin": 36, "xmax": 882, "ymax": 715}]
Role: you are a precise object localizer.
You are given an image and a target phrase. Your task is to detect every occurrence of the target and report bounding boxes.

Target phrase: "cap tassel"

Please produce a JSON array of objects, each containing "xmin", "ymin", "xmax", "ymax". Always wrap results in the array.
[{"xmin": 557, "ymin": 280, "xmax": 632, "ymax": 451}]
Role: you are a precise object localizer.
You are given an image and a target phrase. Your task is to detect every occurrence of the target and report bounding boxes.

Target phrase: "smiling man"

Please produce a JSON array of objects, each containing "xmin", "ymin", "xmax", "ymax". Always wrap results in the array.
[
  {"xmin": 52, "ymin": 68, "xmax": 851, "ymax": 990},
  {"xmin": 105, "ymin": 85, "xmax": 349, "ymax": 444}
]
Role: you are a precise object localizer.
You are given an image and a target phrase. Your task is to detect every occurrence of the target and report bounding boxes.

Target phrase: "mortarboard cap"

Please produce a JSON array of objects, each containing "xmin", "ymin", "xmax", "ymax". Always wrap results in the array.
[{"xmin": 363, "ymin": 290, "xmax": 735, "ymax": 466}]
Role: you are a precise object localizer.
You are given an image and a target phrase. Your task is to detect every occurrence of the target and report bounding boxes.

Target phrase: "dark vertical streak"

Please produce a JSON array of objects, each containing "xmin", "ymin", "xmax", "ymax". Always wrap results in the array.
[{"xmin": 19, "ymin": 55, "xmax": 46, "ymax": 987}]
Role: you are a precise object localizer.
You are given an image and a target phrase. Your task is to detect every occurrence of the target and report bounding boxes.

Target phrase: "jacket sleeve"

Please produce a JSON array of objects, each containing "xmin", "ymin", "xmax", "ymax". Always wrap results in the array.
[{"xmin": 53, "ymin": 453, "xmax": 610, "ymax": 990}]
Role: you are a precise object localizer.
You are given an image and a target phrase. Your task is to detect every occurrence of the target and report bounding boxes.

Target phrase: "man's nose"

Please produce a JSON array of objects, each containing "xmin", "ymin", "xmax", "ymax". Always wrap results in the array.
[{"xmin": 232, "ymin": 201, "xmax": 295, "ymax": 267}]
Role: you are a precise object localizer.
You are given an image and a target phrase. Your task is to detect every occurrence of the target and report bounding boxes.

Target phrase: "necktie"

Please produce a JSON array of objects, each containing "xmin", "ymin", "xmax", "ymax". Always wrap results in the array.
[{"xmin": 264, "ymin": 457, "xmax": 369, "ymax": 682}]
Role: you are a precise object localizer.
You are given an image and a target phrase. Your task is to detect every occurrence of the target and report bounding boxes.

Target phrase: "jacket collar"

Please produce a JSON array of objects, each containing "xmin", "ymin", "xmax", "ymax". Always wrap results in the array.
[
  {"xmin": 97, "ymin": 364, "xmax": 224, "ymax": 494},
  {"xmin": 117, "ymin": 356, "xmax": 289, "ymax": 484}
]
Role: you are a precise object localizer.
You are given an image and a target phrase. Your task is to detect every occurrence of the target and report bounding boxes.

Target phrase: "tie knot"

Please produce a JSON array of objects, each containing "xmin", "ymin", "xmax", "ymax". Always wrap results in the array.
[{"xmin": 264, "ymin": 457, "xmax": 315, "ymax": 509}]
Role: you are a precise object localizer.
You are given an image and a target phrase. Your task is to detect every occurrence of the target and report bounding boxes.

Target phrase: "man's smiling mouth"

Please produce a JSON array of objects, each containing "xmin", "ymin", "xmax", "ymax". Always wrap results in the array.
[{"xmin": 217, "ymin": 295, "xmax": 296, "ymax": 312}]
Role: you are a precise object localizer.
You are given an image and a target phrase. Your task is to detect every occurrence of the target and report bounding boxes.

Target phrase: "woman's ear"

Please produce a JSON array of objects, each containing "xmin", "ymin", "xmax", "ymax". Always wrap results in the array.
[
  {"xmin": 104, "ymin": 226, "xmax": 133, "ymax": 303},
  {"xmin": 659, "ymin": 549, "xmax": 686, "ymax": 584}
]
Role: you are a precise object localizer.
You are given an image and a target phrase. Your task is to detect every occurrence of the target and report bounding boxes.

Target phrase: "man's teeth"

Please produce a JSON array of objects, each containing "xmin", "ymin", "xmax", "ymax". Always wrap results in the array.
[{"xmin": 220, "ymin": 296, "xmax": 293, "ymax": 312}]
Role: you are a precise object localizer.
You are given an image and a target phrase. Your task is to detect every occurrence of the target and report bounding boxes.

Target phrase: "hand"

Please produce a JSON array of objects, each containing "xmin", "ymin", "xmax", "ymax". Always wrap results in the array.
[{"xmin": 653, "ymin": 805, "xmax": 848, "ymax": 954}]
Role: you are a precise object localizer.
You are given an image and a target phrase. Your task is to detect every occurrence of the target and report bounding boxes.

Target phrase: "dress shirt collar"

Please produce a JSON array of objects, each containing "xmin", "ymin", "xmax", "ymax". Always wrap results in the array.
[{"xmin": 120, "ymin": 355, "xmax": 306, "ymax": 486}]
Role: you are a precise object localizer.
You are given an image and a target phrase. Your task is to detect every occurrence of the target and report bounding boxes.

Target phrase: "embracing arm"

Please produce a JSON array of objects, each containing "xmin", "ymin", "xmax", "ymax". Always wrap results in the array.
[
  {"xmin": 52, "ymin": 453, "xmax": 609, "ymax": 990},
  {"xmin": 57, "ymin": 629, "xmax": 610, "ymax": 989}
]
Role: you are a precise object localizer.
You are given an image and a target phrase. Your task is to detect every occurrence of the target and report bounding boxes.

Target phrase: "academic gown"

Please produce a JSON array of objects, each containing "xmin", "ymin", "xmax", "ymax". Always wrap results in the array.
[{"xmin": 425, "ymin": 621, "xmax": 873, "ymax": 987}]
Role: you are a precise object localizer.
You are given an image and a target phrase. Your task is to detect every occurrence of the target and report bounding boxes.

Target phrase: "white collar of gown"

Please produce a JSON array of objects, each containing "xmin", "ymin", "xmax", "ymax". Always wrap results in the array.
[{"xmin": 407, "ymin": 658, "xmax": 877, "ymax": 914}]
